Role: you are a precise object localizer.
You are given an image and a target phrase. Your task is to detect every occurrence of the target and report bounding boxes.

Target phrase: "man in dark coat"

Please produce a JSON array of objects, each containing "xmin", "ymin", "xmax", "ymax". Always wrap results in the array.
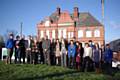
[
  {"xmin": 39, "ymin": 38, "xmax": 44, "ymax": 64},
  {"xmin": 104, "ymin": 44, "xmax": 113, "ymax": 75},
  {"xmin": 50, "ymin": 39, "xmax": 56, "ymax": 65},
  {"xmin": 19, "ymin": 36, "xmax": 26, "ymax": 64}
]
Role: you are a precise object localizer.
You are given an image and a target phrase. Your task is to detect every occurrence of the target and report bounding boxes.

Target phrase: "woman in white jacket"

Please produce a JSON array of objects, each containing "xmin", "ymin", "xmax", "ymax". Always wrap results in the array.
[{"xmin": 82, "ymin": 43, "xmax": 93, "ymax": 72}]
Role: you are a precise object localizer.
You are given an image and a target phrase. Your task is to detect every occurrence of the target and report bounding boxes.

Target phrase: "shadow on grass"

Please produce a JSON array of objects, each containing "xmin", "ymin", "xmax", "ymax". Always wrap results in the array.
[{"xmin": 17, "ymin": 70, "xmax": 80, "ymax": 80}]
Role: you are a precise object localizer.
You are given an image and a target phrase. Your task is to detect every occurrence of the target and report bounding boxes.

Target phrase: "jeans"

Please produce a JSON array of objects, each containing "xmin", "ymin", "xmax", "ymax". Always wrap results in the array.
[
  {"xmin": 15, "ymin": 48, "xmax": 20, "ymax": 63},
  {"xmin": 7, "ymin": 48, "xmax": 13, "ymax": 64},
  {"xmin": 61, "ymin": 53, "xmax": 67, "ymax": 67},
  {"xmin": 68, "ymin": 55, "xmax": 75, "ymax": 68},
  {"xmin": 43, "ymin": 51, "xmax": 50, "ymax": 65}
]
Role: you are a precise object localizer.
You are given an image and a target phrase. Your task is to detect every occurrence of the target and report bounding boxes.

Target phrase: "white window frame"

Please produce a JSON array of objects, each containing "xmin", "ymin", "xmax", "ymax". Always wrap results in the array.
[
  {"xmin": 68, "ymin": 32, "xmax": 71, "ymax": 38},
  {"xmin": 94, "ymin": 29, "xmax": 100, "ymax": 37},
  {"xmin": 86, "ymin": 30, "xmax": 92, "ymax": 37},
  {"xmin": 71, "ymin": 32, "xmax": 74, "ymax": 38},
  {"xmin": 58, "ymin": 29, "xmax": 61, "ymax": 39},
  {"xmin": 63, "ymin": 29, "xmax": 66, "ymax": 38},
  {"xmin": 52, "ymin": 30, "xmax": 55, "ymax": 39},
  {"xmin": 40, "ymin": 30, "xmax": 44, "ymax": 38},
  {"xmin": 78, "ymin": 30, "xmax": 83, "ymax": 38}
]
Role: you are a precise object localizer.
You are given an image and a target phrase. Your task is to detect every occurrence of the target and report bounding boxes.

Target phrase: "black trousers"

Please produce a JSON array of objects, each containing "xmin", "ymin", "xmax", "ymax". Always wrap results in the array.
[
  {"xmin": 31, "ymin": 52, "xmax": 38, "ymax": 64},
  {"xmin": 40, "ymin": 51, "xmax": 44, "ymax": 64},
  {"xmin": 103, "ymin": 62, "xmax": 112, "ymax": 75},
  {"xmin": 82, "ymin": 56, "xmax": 94, "ymax": 72},
  {"xmin": 26, "ymin": 50, "xmax": 32, "ymax": 64},
  {"xmin": 51, "ymin": 54, "xmax": 55, "ymax": 65},
  {"xmin": 20, "ymin": 48, "xmax": 26, "ymax": 63}
]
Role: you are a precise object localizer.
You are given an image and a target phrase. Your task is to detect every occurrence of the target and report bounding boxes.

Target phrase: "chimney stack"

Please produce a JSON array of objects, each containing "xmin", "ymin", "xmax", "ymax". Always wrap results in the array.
[
  {"xmin": 73, "ymin": 7, "xmax": 79, "ymax": 18},
  {"xmin": 56, "ymin": 7, "xmax": 61, "ymax": 16}
]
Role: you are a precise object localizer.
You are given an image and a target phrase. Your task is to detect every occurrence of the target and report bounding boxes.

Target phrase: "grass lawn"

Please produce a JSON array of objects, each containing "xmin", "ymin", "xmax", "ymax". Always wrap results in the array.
[{"xmin": 0, "ymin": 61, "xmax": 120, "ymax": 80}]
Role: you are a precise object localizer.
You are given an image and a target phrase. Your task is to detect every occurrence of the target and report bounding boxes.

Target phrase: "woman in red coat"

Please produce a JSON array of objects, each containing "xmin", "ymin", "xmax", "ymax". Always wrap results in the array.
[
  {"xmin": 76, "ymin": 42, "xmax": 81, "ymax": 70},
  {"xmin": 76, "ymin": 42, "xmax": 84, "ymax": 70}
]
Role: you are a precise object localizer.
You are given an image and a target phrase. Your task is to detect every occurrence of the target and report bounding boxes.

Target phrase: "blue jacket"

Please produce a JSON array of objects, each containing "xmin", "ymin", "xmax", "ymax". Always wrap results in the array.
[
  {"xmin": 6, "ymin": 39, "xmax": 14, "ymax": 49},
  {"xmin": 104, "ymin": 48, "xmax": 113, "ymax": 63},
  {"xmin": 68, "ymin": 44, "xmax": 76, "ymax": 57}
]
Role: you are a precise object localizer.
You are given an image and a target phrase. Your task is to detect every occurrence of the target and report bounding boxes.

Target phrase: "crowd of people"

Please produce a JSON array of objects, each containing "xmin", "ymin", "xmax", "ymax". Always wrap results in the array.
[{"xmin": 5, "ymin": 33, "xmax": 113, "ymax": 74}]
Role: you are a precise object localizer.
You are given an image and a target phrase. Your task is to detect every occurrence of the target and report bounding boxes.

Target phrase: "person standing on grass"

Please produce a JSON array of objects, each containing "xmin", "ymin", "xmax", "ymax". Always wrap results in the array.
[
  {"xmin": 93, "ymin": 43, "xmax": 101, "ymax": 73},
  {"xmin": 26, "ymin": 35, "xmax": 33, "ymax": 64},
  {"xmin": 19, "ymin": 36, "xmax": 26, "ymax": 64},
  {"xmin": 75, "ymin": 41, "xmax": 80, "ymax": 59},
  {"xmin": 14, "ymin": 35, "xmax": 20, "ymax": 64},
  {"xmin": 50, "ymin": 39, "xmax": 56, "ymax": 65},
  {"xmin": 88, "ymin": 40, "xmax": 95, "ymax": 71},
  {"xmin": 31, "ymin": 37, "xmax": 39, "ymax": 64},
  {"xmin": 61, "ymin": 39, "xmax": 68, "ymax": 67},
  {"xmin": 39, "ymin": 38, "xmax": 44, "ymax": 64},
  {"xmin": 55, "ymin": 39, "xmax": 61, "ymax": 66},
  {"xmin": 68, "ymin": 40, "xmax": 76, "ymax": 68},
  {"xmin": 82, "ymin": 43, "xmax": 92, "ymax": 72},
  {"xmin": 5, "ymin": 34, "xmax": 14, "ymax": 64},
  {"xmin": 79, "ymin": 43, "xmax": 84, "ymax": 69},
  {"xmin": 75, "ymin": 42, "xmax": 81, "ymax": 70},
  {"xmin": 42, "ymin": 36, "xmax": 51, "ymax": 65},
  {"xmin": 100, "ymin": 44, "xmax": 105, "ymax": 71},
  {"xmin": 76, "ymin": 42, "xmax": 84, "ymax": 70},
  {"xmin": 104, "ymin": 44, "xmax": 113, "ymax": 75}
]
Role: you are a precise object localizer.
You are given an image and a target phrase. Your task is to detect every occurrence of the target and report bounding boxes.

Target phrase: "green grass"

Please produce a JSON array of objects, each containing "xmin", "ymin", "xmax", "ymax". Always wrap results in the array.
[{"xmin": 0, "ymin": 61, "xmax": 120, "ymax": 80}]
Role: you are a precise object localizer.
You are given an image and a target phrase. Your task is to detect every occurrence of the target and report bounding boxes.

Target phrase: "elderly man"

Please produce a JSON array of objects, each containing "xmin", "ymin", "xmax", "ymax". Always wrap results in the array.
[{"xmin": 42, "ymin": 36, "xmax": 51, "ymax": 65}]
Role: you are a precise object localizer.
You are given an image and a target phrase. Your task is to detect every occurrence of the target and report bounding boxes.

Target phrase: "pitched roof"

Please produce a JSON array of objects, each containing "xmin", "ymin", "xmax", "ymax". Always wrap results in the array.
[
  {"xmin": 110, "ymin": 39, "xmax": 120, "ymax": 51},
  {"xmin": 58, "ymin": 11, "xmax": 74, "ymax": 23},
  {"xmin": 49, "ymin": 12, "xmax": 102, "ymax": 26},
  {"xmin": 76, "ymin": 13, "xmax": 102, "ymax": 27},
  {"xmin": 49, "ymin": 12, "xmax": 59, "ymax": 23}
]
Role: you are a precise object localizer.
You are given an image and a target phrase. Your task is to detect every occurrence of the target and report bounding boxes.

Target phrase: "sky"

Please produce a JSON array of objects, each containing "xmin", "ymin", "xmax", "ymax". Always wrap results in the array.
[{"xmin": 0, "ymin": 0, "xmax": 120, "ymax": 43}]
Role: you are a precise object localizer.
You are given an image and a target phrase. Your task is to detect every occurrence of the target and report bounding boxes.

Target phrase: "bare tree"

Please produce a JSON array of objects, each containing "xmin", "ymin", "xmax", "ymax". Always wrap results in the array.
[{"xmin": 0, "ymin": 35, "xmax": 4, "ymax": 47}]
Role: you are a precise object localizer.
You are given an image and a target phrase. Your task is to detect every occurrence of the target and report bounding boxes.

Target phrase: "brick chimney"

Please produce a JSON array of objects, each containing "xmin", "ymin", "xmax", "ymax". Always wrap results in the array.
[
  {"xmin": 73, "ymin": 7, "xmax": 79, "ymax": 18},
  {"xmin": 56, "ymin": 7, "xmax": 61, "ymax": 16}
]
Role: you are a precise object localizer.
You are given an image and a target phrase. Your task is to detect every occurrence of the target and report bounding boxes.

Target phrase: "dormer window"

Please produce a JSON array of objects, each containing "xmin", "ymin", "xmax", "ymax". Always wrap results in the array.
[{"xmin": 45, "ymin": 20, "xmax": 50, "ymax": 27}]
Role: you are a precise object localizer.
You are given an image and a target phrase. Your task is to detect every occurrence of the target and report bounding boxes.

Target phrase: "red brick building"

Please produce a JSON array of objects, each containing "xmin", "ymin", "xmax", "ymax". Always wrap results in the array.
[{"xmin": 37, "ymin": 7, "xmax": 104, "ymax": 47}]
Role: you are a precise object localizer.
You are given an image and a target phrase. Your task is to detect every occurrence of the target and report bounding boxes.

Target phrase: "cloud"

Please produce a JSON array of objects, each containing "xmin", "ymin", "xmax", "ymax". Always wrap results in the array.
[{"xmin": 109, "ymin": 21, "xmax": 120, "ymax": 29}]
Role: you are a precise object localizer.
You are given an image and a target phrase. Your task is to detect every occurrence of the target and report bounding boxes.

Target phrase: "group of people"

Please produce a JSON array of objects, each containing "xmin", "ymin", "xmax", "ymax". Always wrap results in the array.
[{"xmin": 5, "ymin": 33, "xmax": 113, "ymax": 73}]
